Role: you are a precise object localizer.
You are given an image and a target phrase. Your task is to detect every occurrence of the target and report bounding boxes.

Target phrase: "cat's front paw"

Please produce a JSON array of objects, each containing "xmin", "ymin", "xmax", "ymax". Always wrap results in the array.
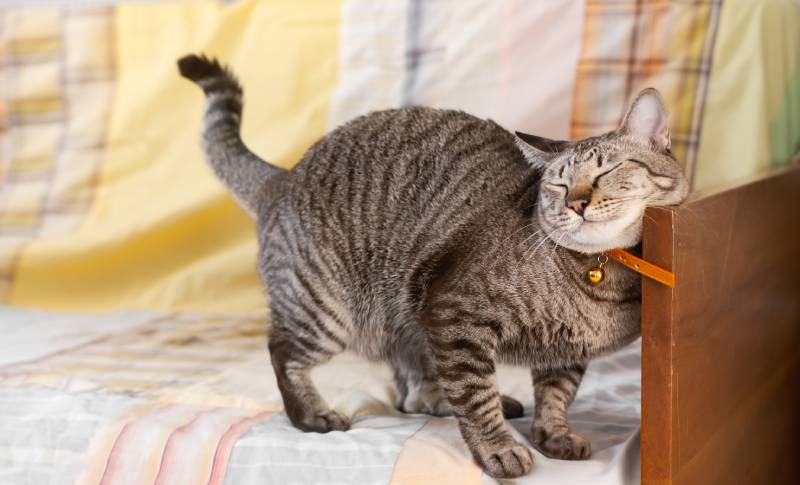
[
  {"xmin": 474, "ymin": 437, "xmax": 534, "ymax": 478},
  {"xmin": 532, "ymin": 427, "xmax": 591, "ymax": 460},
  {"xmin": 296, "ymin": 409, "xmax": 351, "ymax": 433}
]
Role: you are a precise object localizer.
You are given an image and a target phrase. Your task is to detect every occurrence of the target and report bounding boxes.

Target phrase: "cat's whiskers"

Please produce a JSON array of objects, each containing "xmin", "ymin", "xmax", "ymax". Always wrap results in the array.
[
  {"xmin": 523, "ymin": 228, "xmax": 562, "ymax": 263},
  {"xmin": 517, "ymin": 228, "xmax": 545, "ymax": 251},
  {"xmin": 550, "ymin": 230, "xmax": 569, "ymax": 258},
  {"xmin": 487, "ymin": 224, "xmax": 542, "ymax": 261},
  {"xmin": 507, "ymin": 223, "xmax": 539, "ymax": 246}
]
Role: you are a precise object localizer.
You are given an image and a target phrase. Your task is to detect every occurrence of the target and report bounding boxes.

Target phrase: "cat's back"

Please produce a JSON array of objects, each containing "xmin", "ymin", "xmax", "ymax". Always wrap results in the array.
[
  {"xmin": 268, "ymin": 106, "xmax": 529, "ymax": 288},
  {"xmin": 286, "ymin": 106, "xmax": 528, "ymax": 256},
  {"xmin": 293, "ymin": 106, "xmax": 518, "ymax": 183},
  {"xmin": 292, "ymin": 106, "xmax": 526, "ymax": 211}
]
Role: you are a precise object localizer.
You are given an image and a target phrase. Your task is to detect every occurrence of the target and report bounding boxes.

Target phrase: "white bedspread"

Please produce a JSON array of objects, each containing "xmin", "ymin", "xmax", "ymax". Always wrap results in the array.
[{"xmin": 0, "ymin": 305, "xmax": 640, "ymax": 484}]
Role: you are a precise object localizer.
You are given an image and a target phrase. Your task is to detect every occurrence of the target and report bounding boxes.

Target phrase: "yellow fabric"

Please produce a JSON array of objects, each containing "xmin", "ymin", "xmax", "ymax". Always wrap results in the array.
[
  {"xmin": 4, "ymin": 0, "xmax": 796, "ymax": 312},
  {"xmin": 0, "ymin": 7, "xmax": 115, "ymax": 300},
  {"xmin": 10, "ymin": 0, "xmax": 341, "ymax": 313},
  {"xmin": 696, "ymin": 0, "xmax": 800, "ymax": 190}
]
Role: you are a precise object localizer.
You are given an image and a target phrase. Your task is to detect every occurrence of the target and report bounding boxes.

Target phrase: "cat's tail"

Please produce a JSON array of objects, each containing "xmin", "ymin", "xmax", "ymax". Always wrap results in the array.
[{"xmin": 177, "ymin": 54, "xmax": 286, "ymax": 217}]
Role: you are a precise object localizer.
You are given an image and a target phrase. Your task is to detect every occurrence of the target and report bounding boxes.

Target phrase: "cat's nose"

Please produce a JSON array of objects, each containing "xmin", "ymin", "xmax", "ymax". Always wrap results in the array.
[
  {"xmin": 568, "ymin": 198, "xmax": 589, "ymax": 215},
  {"xmin": 566, "ymin": 185, "xmax": 592, "ymax": 216}
]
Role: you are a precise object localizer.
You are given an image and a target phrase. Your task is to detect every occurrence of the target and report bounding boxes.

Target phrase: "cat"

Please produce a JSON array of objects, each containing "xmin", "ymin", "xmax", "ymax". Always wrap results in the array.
[{"xmin": 178, "ymin": 54, "xmax": 688, "ymax": 479}]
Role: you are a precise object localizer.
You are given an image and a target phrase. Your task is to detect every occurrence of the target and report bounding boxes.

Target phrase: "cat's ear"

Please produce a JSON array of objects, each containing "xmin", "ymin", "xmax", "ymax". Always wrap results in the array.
[
  {"xmin": 514, "ymin": 131, "xmax": 569, "ymax": 167},
  {"xmin": 619, "ymin": 88, "xmax": 670, "ymax": 152}
]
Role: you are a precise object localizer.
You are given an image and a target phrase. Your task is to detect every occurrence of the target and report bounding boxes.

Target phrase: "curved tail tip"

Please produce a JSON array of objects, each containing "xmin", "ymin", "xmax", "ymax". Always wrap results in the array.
[{"xmin": 177, "ymin": 53, "xmax": 226, "ymax": 83}]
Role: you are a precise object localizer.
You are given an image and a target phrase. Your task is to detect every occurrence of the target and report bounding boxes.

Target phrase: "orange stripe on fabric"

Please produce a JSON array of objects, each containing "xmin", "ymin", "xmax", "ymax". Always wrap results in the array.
[
  {"xmin": 154, "ymin": 407, "xmax": 261, "ymax": 485},
  {"xmin": 153, "ymin": 408, "xmax": 219, "ymax": 485},
  {"xmin": 76, "ymin": 402, "xmax": 163, "ymax": 485},
  {"xmin": 98, "ymin": 404, "xmax": 176, "ymax": 485},
  {"xmin": 207, "ymin": 410, "xmax": 275, "ymax": 485},
  {"xmin": 99, "ymin": 405, "xmax": 205, "ymax": 485}
]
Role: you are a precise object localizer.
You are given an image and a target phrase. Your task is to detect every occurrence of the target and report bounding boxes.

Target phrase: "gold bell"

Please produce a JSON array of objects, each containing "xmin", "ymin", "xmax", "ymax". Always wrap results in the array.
[
  {"xmin": 587, "ymin": 254, "xmax": 609, "ymax": 284},
  {"xmin": 587, "ymin": 267, "xmax": 605, "ymax": 284}
]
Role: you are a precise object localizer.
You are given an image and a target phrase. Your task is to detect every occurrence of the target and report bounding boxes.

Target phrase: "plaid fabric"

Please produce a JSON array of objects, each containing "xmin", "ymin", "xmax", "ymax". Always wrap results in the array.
[
  {"xmin": 330, "ymin": 0, "xmax": 584, "ymax": 149},
  {"xmin": 0, "ymin": 6, "xmax": 115, "ymax": 300},
  {"xmin": 571, "ymin": 0, "xmax": 724, "ymax": 185}
]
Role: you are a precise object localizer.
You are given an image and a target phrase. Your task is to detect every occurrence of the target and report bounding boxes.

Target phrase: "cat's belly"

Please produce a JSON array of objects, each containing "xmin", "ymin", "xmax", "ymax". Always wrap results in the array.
[
  {"xmin": 498, "ymin": 301, "xmax": 641, "ymax": 368},
  {"xmin": 343, "ymin": 292, "xmax": 422, "ymax": 361}
]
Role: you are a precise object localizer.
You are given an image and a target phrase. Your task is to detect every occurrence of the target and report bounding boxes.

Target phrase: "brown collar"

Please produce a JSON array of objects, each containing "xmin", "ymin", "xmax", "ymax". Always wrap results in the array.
[{"xmin": 604, "ymin": 248, "xmax": 675, "ymax": 288}]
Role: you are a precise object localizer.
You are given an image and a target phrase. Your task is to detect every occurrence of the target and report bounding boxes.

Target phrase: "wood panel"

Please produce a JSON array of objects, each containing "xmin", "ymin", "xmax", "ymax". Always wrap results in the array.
[{"xmin": 641, "ymin": 165, "xmax": 800, "ymax": 485}]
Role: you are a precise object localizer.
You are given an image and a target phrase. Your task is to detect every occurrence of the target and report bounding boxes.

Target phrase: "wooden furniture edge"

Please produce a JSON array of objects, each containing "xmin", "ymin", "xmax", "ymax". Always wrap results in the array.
[
  {"xmin": 641, "ymin": 205, "xmax": 675, "ymax": 484},
  {"xmin": 640, "ymin": 165, "xmax": 800, "ymax": 485}
]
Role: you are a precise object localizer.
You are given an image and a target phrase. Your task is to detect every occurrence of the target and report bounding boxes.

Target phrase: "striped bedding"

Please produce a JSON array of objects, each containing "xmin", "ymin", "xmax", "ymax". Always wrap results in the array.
[
  {"xmin": 0, "ymin": 306, "xmax": 641, "ymax": 484},
  {"xmin": 1, "ymin": 1, "xmax": 798, "ymax": 483}
]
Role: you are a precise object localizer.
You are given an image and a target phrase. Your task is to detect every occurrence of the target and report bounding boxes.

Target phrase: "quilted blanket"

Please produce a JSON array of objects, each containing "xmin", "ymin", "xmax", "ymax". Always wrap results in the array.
[{"xmin": 0, "ymin": 306, "xmax": 641, "ymax": 484}]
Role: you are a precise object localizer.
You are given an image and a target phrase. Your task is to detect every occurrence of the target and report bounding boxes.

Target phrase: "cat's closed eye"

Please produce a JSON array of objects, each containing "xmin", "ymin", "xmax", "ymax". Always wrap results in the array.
[
  {"xmin": 591, "ymin": 162, "xmax": 624, "ymax": 189},
  {"xmin": 544, "ymin": 183, "xmax": 568, "ymax": 194}
]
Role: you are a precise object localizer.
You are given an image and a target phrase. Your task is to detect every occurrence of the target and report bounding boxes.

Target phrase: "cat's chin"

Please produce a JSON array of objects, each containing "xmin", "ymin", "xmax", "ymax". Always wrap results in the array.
[
  {"xmin": 557, "ymin": 236, "xmax": 640, "ymax": 255},
  {"xmin": 553, "ymin": 219, "xmax": 643, "ymax": 255}
]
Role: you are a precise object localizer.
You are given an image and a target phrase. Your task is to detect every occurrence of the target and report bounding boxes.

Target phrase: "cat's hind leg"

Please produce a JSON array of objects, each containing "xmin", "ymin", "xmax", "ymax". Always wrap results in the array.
[
  {"xmin": 390, "ymin": 328, "xmax": 525, "ymax": 419},
  {"xmin": 393, "ymin": 364, "xmax": 451, "ymax": 416},
  {"xmin": 268, "ymin": 308, "xmax": 350, "ymax": 433},
  {"xmin": 500, "ymin": 394, "xmax": 525, "ymax": 419},
  {"xmin": 393, "ymin": 364, "xmax": 524, "ymax": 419}
]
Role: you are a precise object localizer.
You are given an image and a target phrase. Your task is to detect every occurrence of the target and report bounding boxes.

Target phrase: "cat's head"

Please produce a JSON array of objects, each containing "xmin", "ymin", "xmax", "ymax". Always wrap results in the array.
[{"xmin": 515, "ymin": 88, "xmax": 689, "ymax": 254}]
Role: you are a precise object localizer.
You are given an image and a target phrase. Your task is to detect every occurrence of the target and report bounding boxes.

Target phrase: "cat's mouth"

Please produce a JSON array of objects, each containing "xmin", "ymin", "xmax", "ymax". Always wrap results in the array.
[{"xmin": 545, "ymin": 209, "xmax": 644, "ymax": 254}]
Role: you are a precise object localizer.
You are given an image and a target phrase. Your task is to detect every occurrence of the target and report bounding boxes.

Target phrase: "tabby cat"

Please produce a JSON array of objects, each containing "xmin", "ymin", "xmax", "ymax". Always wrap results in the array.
[{"xmin": 178, "ymin": 54, "xmax": 688, "ymax": 479}]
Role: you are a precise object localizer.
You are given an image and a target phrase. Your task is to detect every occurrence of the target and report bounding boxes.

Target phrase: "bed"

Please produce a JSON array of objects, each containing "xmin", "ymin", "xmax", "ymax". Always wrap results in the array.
[
  {"xmin": 1, "ymin": 1, "xmax": 799, "ymax": 484},
  {"xmin": 0, "ymin": 307, "xmax": 642, "ymax": 484}
]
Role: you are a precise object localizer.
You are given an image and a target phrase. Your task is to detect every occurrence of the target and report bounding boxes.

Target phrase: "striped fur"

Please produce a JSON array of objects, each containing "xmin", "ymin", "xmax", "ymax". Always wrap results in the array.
[{"xmin": 178, "ymin": 54, "xmax": 688, "ymax": 479}]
